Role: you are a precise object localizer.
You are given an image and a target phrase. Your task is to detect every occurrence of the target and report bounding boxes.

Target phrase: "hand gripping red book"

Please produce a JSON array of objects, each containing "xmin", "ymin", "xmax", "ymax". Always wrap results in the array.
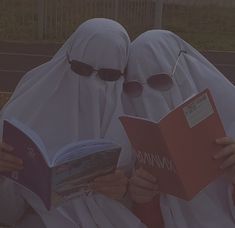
[{"xmin": 120, "ymin": 89, "xmax": 225, "ymax": 200}]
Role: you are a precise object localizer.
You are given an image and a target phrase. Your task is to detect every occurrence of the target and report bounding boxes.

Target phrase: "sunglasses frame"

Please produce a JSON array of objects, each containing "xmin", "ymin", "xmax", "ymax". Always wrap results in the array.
[
  {"xmin": 66, "ymin": 52, "xmax": 124, "ymax": 82},
  {"xmin": 123, "ymin": 49, "xmax": 187, "ymax": 97}
]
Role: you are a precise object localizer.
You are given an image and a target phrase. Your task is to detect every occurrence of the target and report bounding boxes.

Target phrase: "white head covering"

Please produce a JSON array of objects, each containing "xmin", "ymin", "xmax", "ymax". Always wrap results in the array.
[
  {"xmin": 0, "ymin": 18, "xmax": 144, "ymax": 228},
  {"xmin": 123, "ymin": 30, "xmax": 235, "ymax": 228},
  {"xmin": 1, "ymin": 18, "xmax": 132, "ymax": 166}
]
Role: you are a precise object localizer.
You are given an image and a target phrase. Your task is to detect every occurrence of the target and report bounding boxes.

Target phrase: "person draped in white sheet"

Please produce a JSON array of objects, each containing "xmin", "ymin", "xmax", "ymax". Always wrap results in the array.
[
  {"xmin": 123, "ymin": 29, "xmax": 235, "ymax": 228},
  {"xmin": 0, "ymin": 18, "xmax": 145, "ymax": 228}
]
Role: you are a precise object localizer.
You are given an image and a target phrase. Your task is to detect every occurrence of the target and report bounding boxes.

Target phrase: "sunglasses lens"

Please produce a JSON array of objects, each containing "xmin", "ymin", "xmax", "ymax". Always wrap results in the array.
[
  {"xmin": 147, "ymin": 74, "xmax": 173, "ymax": 91},
  {"xmin": 98, "ymin": 69, "xmax": 122, "ymax": 81},
  {"xmin": 123, "ymin": 81, "xmax": 143, "ymax": 97},
  {"xmin": 70, "ymin": 61, "xmax": 93, "ymax": 76}
]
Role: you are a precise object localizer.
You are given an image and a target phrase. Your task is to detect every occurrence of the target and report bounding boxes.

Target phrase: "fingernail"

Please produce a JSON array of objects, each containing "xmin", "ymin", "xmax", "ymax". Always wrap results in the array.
[
  {"xmin": 5, "ymin": 144, "xmax": 14, "ymax": 151},
  {"xmin": 89, "ymin": 182, "xmax": 95, "ymax": 187},
  {"xmin": 154, "ymin": 185, "xmax": 159, "ymax": 190},
  {"xmin": 19, "ymin": 159, "xmax": 23, "ymax": 165},
  {"xmin": 15, "ymin": 158, "xmax": 23, "ymax": 165},
  {"xmin": 116, "ymin": 170, "xmax": 122, "ymax": 173},
  {"xmin": 220, "ymin": 165, "xmax": 224, "ymax": 169},
  {"xmin": 93, "ymin": 177, "xmax": 100, "ymax": 182}
]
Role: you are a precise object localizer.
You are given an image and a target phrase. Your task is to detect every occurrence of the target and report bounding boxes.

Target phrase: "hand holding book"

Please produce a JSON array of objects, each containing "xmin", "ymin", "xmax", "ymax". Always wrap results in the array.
[
  {"xmin": 0, "ymin": 142, "xmax": 23, "ymax": 172},
  {"xmin": 1, "ymin": 119, "xmax": 121, "ymax": 209},
  {"xmin": 214, "ymin": 136, "xmax": 235, "ymax": 180},
  {"xmin": 92, "ymin": 169, "xmax": 128, "ymax": 200},
  {"xmin": 120, "ymin": 89, "xmax": 227, "ymax": 200},
  {"xmin": 128, "ymin": 136, "xmax": 235, "ymax": 204},
  {"xmin": 128, "ymin": 167, "xmax": 159, "ymax": 204}
]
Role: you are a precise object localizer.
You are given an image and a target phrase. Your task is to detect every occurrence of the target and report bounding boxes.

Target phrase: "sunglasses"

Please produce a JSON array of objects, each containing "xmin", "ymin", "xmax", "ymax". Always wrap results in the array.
[
  {"xmin": 123, "ymin": 50, "xmax": 187, "ymax": 97},
  {"xmin": 67, "ymin": 53, "xmax": 124, "ymax": 82}
]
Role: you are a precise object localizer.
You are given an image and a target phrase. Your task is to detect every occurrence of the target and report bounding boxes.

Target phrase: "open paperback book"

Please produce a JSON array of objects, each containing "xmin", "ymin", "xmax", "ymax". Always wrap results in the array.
[
  {"xmin": 1, "ymin": 119, "xmax": 121, "ymax": 210},
  {"xmin": 120, "ymin": 89, "xmax": 225, "ymax": 200}
]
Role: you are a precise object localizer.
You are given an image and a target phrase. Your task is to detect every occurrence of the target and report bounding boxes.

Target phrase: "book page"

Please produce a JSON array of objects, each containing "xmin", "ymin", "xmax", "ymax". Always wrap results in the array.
[
  {"xmin": 183, "ymin": 92, "xmax": 214, "ymax": 128},
  {"xmin": 50, "ymin": 147, "xmax": 120, "ymax": 207},
  {"xmin": 53, "ymin": 140, "xmax": 120, "ymax": 165}
]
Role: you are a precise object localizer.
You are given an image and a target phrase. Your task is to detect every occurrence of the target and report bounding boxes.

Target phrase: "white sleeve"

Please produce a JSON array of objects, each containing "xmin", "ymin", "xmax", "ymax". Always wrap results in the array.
[{"xmin": 0, "ymin": 177, "xmax": 27, "ymax": 226}]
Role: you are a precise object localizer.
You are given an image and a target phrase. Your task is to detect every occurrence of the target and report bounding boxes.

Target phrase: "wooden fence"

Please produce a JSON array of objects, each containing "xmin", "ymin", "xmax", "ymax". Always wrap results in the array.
[{"xmin": 0, "ymin": 0, "xmax": 157, "ymax": 41}]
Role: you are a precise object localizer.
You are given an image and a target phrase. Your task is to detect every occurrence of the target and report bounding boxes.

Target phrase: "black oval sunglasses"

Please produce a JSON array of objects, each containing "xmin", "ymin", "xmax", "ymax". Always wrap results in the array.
[
  {"xmin": 67, "ymin": 52, "xmax": 124, "ymax": 82},
  {"xmin": 123, "ymin": 50, "xmax": 187, "ymax": 97}
]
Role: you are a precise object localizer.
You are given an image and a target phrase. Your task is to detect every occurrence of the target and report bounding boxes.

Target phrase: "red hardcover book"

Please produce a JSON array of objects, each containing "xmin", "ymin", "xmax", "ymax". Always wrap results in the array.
[{"xmin": 120, "ymin": 89, "xmax": 225, "ymax": 200}]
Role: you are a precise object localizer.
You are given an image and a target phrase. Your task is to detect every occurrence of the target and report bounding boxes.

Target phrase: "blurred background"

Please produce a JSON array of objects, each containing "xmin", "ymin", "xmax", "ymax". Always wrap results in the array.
[
  {"xmin": 0, "ymin": 0, "xmax": 234, "ymax": 49},
  {"xmin": 0, "ymin": 0, "xmax": 235, "ymax": 108}
]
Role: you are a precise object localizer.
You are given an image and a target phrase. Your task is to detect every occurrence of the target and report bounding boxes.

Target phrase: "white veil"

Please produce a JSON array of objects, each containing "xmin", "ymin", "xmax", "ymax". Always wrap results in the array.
[
  {"xmin": 0, "ymin": 18, "xmax": 144, "ymax": 228},
  {"xmin": 123, "ymin": 29, "xmax": 235, "ymax": 228}
]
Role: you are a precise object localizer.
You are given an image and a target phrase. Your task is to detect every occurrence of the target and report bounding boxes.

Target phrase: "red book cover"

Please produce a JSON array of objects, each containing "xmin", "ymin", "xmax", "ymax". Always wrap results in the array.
[{"xmin": 120, "ymin": 89, "xmax": 225, "ymax": 200}]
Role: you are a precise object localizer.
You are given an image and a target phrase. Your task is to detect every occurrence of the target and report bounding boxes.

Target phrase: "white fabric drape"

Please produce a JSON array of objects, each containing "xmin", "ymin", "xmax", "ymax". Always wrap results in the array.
[
  {"xmin": 123, "ymin": 29, "xmax": 235, "ymax": 228},
  {"xmin": 0, "ymin": 18, "xmax": 144, "ymax": 228}
]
